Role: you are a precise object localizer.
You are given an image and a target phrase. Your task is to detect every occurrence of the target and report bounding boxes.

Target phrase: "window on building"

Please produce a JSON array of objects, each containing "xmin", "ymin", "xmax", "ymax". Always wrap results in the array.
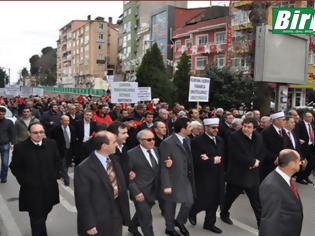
[
  {"xmin": 185, "ymin": 39, "xmax": 192, "ymax": 48},
  {"xmin": 123, "ymin": 35, "xmax": 127, "ymax": 47},
  {"xmin": 215, "ymin": 31, "xmax": 226, "ymax": 45},
  {"xmin": 216, "ymin": 54, "xmax": 225, "ymax": 68},
  {"xmin": 127, "ymin": 8, "xmax": 131, "ymax": 15},
  {"xmin": 127, "ymin": 46, "xmax": 131, "ymax": 56},
  {"xmin": 85, "ymin": 25, "xmax": 89, "ymax": 32},
  {"xmin": 127, "ymin": 33, "xmax": 131, "ymax": 41},
  {"xmin": 195, "ymin": 56, "xmax": 208, "ymax": 70},
  {"xmin": 126, "ymin": 21, "xmax": 131, "ymax": 33},
  {"xmin": 99, "ymin": 23, "xmax": 103, "ymax": 29},
  {"xmin": 309, "ymin": 51, "xmax": 315, "ymax": 65},
  {"xmin": 175, "ymin": 40, "xmax": 181, "ymax": 48},
  {"xmin": 98, "ymin": 44, "xmax": 102, "ymax": 50},
  {"xmin": 196, "ymin": 34, "xmax": 208, "ymax": 45},
  {"xmin": 99, "ymin": 34, "xmax": 103, "ymax": 40}
]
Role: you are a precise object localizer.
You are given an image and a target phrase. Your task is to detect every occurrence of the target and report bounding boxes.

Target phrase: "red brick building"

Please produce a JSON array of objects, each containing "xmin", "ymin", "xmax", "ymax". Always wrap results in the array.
[{"xmin": 172, "ymin": 6, "xmax": 230, "ymax": 74}]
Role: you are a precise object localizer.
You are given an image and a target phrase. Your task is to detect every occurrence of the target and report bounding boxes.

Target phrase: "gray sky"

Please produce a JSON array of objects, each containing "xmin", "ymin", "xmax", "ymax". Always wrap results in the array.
[{"xmin": 0, "ymin": 1, "xmax": 226, "ymax": 84}]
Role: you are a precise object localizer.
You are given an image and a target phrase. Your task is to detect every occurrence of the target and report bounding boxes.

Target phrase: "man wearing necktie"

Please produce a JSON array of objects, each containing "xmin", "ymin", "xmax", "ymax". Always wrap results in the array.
[
  {"xmin": 51, "ymin": 115, "xmax": 76, "ymax": 186},
  {"xmin": 160, "ymin": 118, "xmax": 196, "ymax": 236},
  {"xmin": 259, "ymin": 149, "xmax": 303, "ymax": 236},
  {"xmin": 74, "ymin": 131, "xmax": 130, "ymax": 236},
  {"xmin": 128, "ymin": 129, "xmax": 160, "ymax": 236},
  {"xmin": 261, "ymin": 111, "xmax": 289, "ymax": 180},
  {"xmin": 295, "ymin": 112, "xmax": 315, "ymax": 185}
]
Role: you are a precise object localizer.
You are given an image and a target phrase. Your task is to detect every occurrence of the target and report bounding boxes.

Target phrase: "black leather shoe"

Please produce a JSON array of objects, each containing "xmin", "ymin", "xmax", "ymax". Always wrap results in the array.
[
  {"xmin": 296, "ymin": 179, "xmax": 308, "ymax": 185},
  {"xmin": 0, "ymin": 179, "xmax": 7, "ymax": 183},
  {"xmin": 128, "ymin": 227, "xmax": 142, "ymax": 236},
  {"xmin": 188, "ymin": 215, "xmax": 196, "ymax": 226},
  {"xmin": 174, "ymin": 221, "xmax": 189, "ymax": 236},
  {"xmin": 220, "ymin": 215, "xmax": 233, "ymax": 225},
  {"xmin": 203, "ymin": 225, "xmax": 222, "ymax": 234},
  {"xmin": 165, "ymin": 229, "xmax": 181, "ymax": 236},
  {"xmin": 305, "ymin": 178, "xmax": 314, "ymax": 184}
]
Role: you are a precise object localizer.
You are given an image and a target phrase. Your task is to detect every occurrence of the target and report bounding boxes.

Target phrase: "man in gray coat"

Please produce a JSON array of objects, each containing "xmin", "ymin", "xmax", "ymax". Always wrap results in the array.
[
  {"xmin": 259, "ymin": 149, "xmax": 303, "ymax": 236},
  {"xmin": 160, "ymin": 117, "xmax": 195, "ymax": 236},
  {"xmin": 128, "ymin": 129, "xmax": 160, "ymax": 236}
]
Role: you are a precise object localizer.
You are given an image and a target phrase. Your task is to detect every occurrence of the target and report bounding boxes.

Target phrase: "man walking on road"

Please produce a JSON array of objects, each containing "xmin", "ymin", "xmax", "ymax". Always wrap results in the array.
[
  {"xmin": 10, "ymin": 122, "xmax": 61, "ymax": 236},
  {"xmin": 0, "ymin": 106, "xmax": 15, "ymax": 183}
]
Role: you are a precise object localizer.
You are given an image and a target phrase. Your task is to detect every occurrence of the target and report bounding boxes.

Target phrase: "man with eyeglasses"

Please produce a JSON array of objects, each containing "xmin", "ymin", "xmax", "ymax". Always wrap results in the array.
[
  {"xmin": 10, "ymin": 122, "xmax": 61, "ymax": 236},
  {"xmin": 15, "ymin": 106, "xmax": 39, "ymax": 144},
  {"xmin": 221, "ymin": 117, "xmax": 264, "ymax": 228},
  {"xmin": 128, "ymin": 129, "xmax": 160, "ymax": 236},
  {"xmin": 0, "ymin": 106, "xmax": 15, "ymax": 183},
  {"xmin": 189, "ymin": 118, "xmax": 224, "ymax": 234}
]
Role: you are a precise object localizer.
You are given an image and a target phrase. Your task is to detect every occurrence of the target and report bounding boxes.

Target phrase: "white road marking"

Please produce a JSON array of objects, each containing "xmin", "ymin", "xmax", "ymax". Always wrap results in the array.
[
  {"xmin": 57, "ymin": 180, "xmax": 76, "ymax": 213},
  {"xmin": 0, "ymin": 193, "xmax": 23, "ymax": 236},
  {"xmin": 59, "ymin": 194, "xmax": 77, "ymax": 213},
  {"xmin": 216, "ymin": 212, "xmax": 258, "ymax": 235}
]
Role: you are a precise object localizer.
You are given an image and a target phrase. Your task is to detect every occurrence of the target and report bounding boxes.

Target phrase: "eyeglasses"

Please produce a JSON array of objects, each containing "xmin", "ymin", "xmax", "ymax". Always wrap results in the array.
[
  {"xmin": 211, "ymin": 127, "xmax": 219, "ymax": 130},
  {"xmin": 141, "ymin": 138, "xmax": 155, "ymax": 142},
  {"xmin": 31, "ymin": 131, "xmax": 45, "ymax": 135}
]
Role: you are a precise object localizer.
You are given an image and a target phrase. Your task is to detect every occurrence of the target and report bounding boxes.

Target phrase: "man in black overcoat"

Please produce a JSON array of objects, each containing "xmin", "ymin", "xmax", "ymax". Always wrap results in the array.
[
  {"xmin": 10, "ymin": 122, "xmax": 61, "ymax": 236},
  {"xmin": 220, "ymin": 117, "xmax": 263, "ymax": 227},
  {"xmin": 190, "ymin": 118, "xmax": 225, "ymax": 234}
]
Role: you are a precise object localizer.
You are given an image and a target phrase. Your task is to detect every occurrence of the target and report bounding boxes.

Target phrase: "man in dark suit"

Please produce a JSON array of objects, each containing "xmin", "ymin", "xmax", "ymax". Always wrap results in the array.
[
  {"xmin": 107, "ymin": 121, "xmax": 130, "ymax": 184},
  {"xmin": 160, "ymin": 117, "xmax": 196, "ymax": 236},
  {"xmin": 66, "ymin": 104, "xmax": 82, "ymax": 126},
  {"xmin": 137, "ymin": 112, "xmax": 154, "ymax": 131},
  {"xmin": 295, "ymin": 112, "xmax": 315, "ymax": 184},
  {"xmin": 10, "ymin": 122, "xmax": 61, "ymax": 236},
  {"xmin": 74, "ymin": 131, "xmax": 130, "ymax": 236},
  {"xmin": 221, "ymin": 117, "xmax": 263, "ymax": 227},
  {"xmin": 190, "ymin": 118, "xmax": 224, "ymax": 233},
  {"xmin": 259, "ymin": 149, "xmax": 303, "ymax": 236},
  {"xmin": 75, "ymin": 110, "xmax": 97, "ymax": 165},
  {"xmin": 261, "ymin": 111, "xmax": 289, "ymax": 179},
  {"xmin": 51, "ymin": 115, "xmax": 77, "ymax": 186},
  {"xmin": 128, "ymin": 129, "xmax": 160, "ymax": 236}
]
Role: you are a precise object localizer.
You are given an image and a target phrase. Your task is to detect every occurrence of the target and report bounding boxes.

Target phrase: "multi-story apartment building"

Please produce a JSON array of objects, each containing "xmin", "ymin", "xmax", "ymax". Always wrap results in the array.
[
  {"xmin": 57, "ymin": 16, "xmax": 118, "ymax": 88},
  {"xmin": 118, "ymin": 1, "xmax": 187, "ymax": 80},
  {"xmin": 172, "ymin": 6, "xmax": 229, "ymax": 75},
  {"xmin": 230, "ymin": 0, "xmax": 311, "ymax": 107}
]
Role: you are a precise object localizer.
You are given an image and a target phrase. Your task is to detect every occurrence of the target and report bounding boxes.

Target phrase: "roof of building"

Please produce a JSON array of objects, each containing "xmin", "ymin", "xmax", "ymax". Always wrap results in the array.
[{"xmin": 173, "ymin": 16, "xmax": 227, "ymax": 38}]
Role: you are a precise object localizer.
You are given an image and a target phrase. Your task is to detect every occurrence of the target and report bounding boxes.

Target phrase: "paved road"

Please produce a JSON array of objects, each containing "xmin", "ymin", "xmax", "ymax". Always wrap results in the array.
[{"xmin": 1, "ymin": 168, "xmax": 315, "ymax": 236}]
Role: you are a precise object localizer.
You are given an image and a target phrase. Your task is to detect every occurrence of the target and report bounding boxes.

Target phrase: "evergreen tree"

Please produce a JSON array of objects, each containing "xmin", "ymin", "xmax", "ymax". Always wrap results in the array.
[
  {"xmin": 207, "ymin": 65, "xmax": 255, "ymax": 109},
  {"xmin": 0, "ymin": 68, "xmax": 9, "ymax": 88},
  {"xmin": 136, "ymin": 43, "xmax": 173, "ymax": 102},
  {"xmin": 173, "ymin": 52, "xmax": 190, "ymax": 107}
]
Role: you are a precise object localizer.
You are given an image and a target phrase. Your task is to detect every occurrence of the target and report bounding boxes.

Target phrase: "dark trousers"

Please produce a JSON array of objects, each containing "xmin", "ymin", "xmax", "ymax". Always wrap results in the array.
[
  {"xmin": 131, "ymin": 200, "xmax": 155, "ymax": 236},
  {"xmin": 29, "ymin": 212, "xmax": 48, "ymax": 236},
  {"xmin": 190, "ymin": 202, "xmax": 219, "ymax": 226},
  {"xmin": 164, "ymin": 183, "xmax": 194, "ymax": 231},
  {"xmin": 112, "ymin": 199, "xmax": 123, "ymax": 236},
  {"xmin": 297, "ymin": 145, "xmax": 315, "ymax": 180},
  {"xmin": 221, "ymin": 183, "xmax": 261, "ymax": 225},
  {"xmin": 61, "ymin": 149, "xmax": 71, "ymax": 184}
]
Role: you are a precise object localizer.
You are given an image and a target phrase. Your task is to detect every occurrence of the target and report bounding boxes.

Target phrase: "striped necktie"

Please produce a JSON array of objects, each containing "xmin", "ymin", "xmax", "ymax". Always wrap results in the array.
[{"xmin": 106, "ymin": 158, "xmax": 118, "ymax": 199}]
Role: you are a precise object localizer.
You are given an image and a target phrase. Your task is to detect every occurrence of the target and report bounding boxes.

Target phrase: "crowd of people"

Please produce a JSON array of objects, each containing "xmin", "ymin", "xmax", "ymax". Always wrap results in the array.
[{"xmin": 0, "ymin": 94, "xmax": 309, "ymax": 236}]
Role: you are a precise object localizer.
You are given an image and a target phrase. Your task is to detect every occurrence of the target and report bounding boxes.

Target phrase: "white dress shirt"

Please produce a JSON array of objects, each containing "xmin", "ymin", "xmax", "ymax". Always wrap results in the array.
[
  {"xmin": 275, "ymin": 167, "xmax": 291, "ymax": 186},
  {"xmin": 83, "ymin": 121, "xmax": 90, "ymax": 142},
  {"xmin": 140, "ymin": 145, "xmax": 158, "ymax": 167}
]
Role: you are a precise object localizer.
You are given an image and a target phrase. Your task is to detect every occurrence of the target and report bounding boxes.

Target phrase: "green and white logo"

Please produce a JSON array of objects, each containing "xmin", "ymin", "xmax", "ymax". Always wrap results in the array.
[{"xmin": 272, "ymin": 8, "xmax": 315, "ymax": 34}]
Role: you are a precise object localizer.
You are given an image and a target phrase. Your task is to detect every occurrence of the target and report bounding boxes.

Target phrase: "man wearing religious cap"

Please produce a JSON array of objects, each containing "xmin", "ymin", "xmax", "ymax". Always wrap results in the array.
[
  {"xmin": 220, "ymin": 117, "xmax": 263, "ymax": 227},
  {"xmin": 261, "ymin": 111, "xmax": 290, "ymax": 180},
  {"xmin": 189, "ymin": 118, "xmax": 225, "ymax": 234}
]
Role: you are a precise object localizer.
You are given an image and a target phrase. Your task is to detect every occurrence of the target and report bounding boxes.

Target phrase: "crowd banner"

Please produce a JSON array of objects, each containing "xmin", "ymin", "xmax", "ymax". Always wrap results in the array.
[
  {"xmin": 5, "ymin": 85, "xmax": 20, "ymax": 97},
  {"xmin": 188, "ymin": 76, "xmax": 210, "ymax": 102},
  {"xmin": 138, "ymin": 87, "xmax": 151, "ymax": 102},
  {"xmin": 32, "ymin": 87, "xmax": 44, "ymax": 96},
  {"xmin": 20, "ymin": 86, "xmax": 33, "ymax": 97},
  {"xmin": 0, "ymin": 88, "xmax": 5, "ymax": 97},
  {"xmin": 110, "ymin": 82, "xmax": 138, "ymax": 103}
]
